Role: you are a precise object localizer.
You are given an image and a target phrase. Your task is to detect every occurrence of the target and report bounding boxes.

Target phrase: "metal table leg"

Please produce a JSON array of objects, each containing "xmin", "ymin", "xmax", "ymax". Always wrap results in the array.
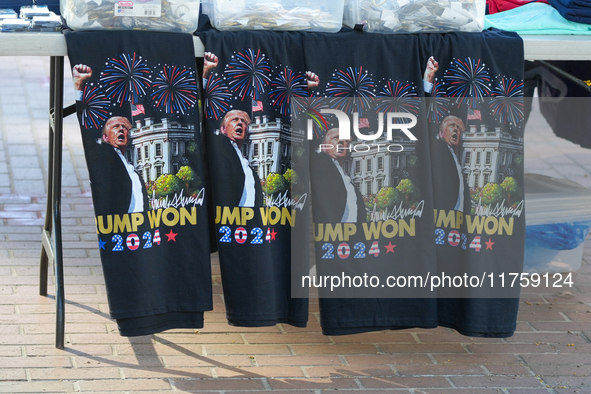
[{"xmin": 40, "ymin": 56, "xmax": 65, "ymax": 349}]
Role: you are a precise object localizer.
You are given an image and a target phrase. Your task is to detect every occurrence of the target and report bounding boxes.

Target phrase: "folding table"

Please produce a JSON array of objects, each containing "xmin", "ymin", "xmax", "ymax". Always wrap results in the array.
[{"xmin": 0, "ymin": 31, "xmax": 588, "ymax": 349}]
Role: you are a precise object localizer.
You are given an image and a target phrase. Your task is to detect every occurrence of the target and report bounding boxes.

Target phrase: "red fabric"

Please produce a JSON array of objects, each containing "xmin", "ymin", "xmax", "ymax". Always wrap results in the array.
[{"xmin": 487, "ymin": 0, "xmax": 550, "ymax": 14}]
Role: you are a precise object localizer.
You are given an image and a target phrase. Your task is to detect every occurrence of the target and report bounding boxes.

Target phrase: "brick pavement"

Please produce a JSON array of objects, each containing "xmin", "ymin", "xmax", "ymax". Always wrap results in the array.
[{"xmin": 0, "ymin": 56, "xmax": 590, "ymax": 393}]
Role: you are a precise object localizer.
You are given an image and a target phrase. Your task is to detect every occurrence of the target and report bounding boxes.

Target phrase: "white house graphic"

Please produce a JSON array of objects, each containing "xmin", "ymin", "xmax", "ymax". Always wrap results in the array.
[
  {"xmin": 128, "ymin": 117, "xmax": 196, "ymax": 184},
  {"xmin": 347, "ymin": 122, "xmax": 522, "ymax": 197},
  {"xmin": 349, "ymin": 135, "xmax": 418, "ymax": 196},
  {"xmin": 241, "ymin": 115, "xmax": 297, "ymax": 180},
  {"xmin": 461, "ymin": 124, "xmax": 523, "ymax": 189}
]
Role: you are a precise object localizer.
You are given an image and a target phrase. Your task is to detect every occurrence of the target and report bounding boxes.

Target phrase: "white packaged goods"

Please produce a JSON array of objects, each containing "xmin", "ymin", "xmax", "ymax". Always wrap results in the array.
[
  {"xmin": 208, "ymin": 0, "xmax": 345, "ymax": 32},
  {"xmin": 524, "ymin": 173, "xmax": 591, "ymax": 273},
  {"xmin": 0, "ymin": 9, "xmax": 18, "ymax": 21},
  {"xmin": 20, "ymin": 5, "xmax": 52, "ymax": 19},
  {"xmin": 30, "ymin": 13, "xmax": 63, "ymax": 31},
  {"xmin": 1, "ymin": 18, "xmax": 30, "ymax": 31},
  {"xmin": 60, "ymin": 0, "xmax": 200, "ymax": 32},
  {"xmin": 343, "ymin": 0, "xmax": 485, "ymax": 33}
]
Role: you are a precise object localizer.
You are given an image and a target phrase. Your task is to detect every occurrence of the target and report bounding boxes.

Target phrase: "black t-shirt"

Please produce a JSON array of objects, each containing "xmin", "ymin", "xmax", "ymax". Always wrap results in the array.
[
  {"xmin": 197, "ymin": 28, "xmax": 310, "ymax": 328},
  {"xmin": 65, "ymin": 30, "xmax": 213, "ymax": 336}
]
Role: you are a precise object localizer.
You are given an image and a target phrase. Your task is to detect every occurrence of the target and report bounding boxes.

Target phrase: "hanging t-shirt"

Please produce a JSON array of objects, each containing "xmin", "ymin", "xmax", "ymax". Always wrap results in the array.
[
  {"xmin": 298, "ymin": 29, "xmax": 440, "ymax": 335},
  {"xmin": 197, "ymin": 28, "xmax": 310, "ymax": 327},
  {"xmin": 65, "ymin": 30, "xmax": 212, "ymax": 336},
  {"xmin": 419, "ymin": 30, "xmax": 526, "ymax": 337}
]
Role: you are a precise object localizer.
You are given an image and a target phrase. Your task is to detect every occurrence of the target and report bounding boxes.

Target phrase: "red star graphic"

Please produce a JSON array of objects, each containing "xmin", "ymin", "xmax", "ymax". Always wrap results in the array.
[
  {"xmin": 385, "ymin": 242, "xmax": 396, "ymax": 253},
  {"xmin": 270, "ymin": 228, "xmax": 277, "ymax": 241},
  {"xmin": 485, "ymin": 238, "xmax": 495, "ymax": 250},
  {"xmin": 166, "ymin": 230, "xmax": 178, "ymax": 242}
]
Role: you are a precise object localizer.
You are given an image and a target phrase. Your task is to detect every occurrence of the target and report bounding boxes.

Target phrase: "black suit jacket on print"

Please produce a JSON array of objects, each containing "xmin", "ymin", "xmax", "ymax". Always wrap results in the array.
[
  {"xmin": 207, "ymin": 133, "xmax": 263, "ymax": 208},
  {"xmin": 310, "ymin": 151, "xmax": 366, "ymax": 225},
  {"xmin": 86, "ymin": 142, "xmax": 149, "ymax": 216},
  {"xmin": 432, "ymin": 138, "xmax": 472, "ymax": 214}
]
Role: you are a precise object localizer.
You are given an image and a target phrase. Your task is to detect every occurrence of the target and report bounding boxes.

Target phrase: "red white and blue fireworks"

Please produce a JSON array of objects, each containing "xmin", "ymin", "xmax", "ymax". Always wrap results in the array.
[
  {"xmin": 80, "ymin": 84, "xmax": 111, "ymax": 130},
  {"xmin": 151, "ymin": 64, "xmax": 198, "ymax": 115},
  {"xmin": 325, "ymin": 66, "xmax": 376, "ymax": 115},
  {"xmin": 100, "ymin": 53, "xmax": 151, "ymax": 105},
  {"xmin": 376, "ymin": 79, "xmax": 421, "ymax": 122},
  {"xmin": 225, "ymin": 49, "xmax": 271, "ymax": 100},
  {"xmin": 427, "ymin": 80, "xmax": 450, "ymax": 124},
  {"xmin": 489, "ymin": 77, "xmax": 524, "ymax": 127},
  {"xmin": 204, "ymin": 74, "xmax": 232, "ymax": 120},
  {"xmin": 443, "ymin": 57, "xmax": 491, "ymax": 107},
  {"xmin": 269, "ymin": 66, "xmax": 308, "ymax": 116}
]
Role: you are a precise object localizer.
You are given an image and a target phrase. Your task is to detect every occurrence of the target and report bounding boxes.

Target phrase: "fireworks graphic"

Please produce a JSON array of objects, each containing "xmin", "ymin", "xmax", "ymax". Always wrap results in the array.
[
  {"xmin": 376, "ymin": 79, "xmax": 421, "ymax": 122},
  {"xmin": 100, "ymin": 53, "xmax": 151, "ymax": 105},
  {"xmin": 204, "ymin": 74, "xmax": 231, "ymax": 120},
  {"xmin": 325, "ymin": 66, "xmax": 376, "ymax": 115},
  {"xmin": 268, "ymin": 66, "xmax": 308, "ymax": 116},
  {"xmin": 427, "ymin": 80, "xmax": 449, "ymax": 124},
  {"xmin": 225, "ymin": 49, "xmax": 272, "ymax": 100},
  {"xmin": 443, "ymin": 57, "xmax": 491, "ymax": 107},
  {"xmin": 489, "ymin": 77, "xmax": 524, "ymax": 127},
  {"xmin": 151, "ymin": 64, "xmax": 198, "ymax": 115},
  {"xmin": 80, "ymin": 84, "xmax": 111, "ymax": 129}
]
